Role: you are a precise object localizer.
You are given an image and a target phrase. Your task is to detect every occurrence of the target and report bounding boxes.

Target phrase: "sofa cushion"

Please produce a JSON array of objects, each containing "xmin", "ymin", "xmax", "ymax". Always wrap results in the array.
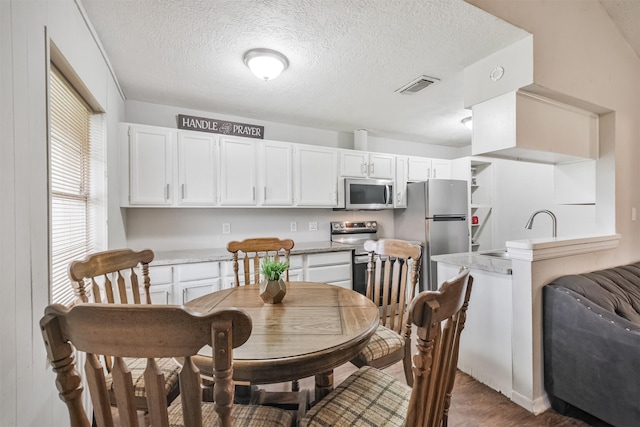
[{"xmin": 550, "ymin": 261, "xmax": 640, "ymax": 325}]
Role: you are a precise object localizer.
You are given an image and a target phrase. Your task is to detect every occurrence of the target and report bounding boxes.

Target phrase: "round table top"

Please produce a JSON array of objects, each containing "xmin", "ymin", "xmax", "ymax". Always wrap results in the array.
[{"xmin": 185, "ymin": 281, "xmax": 379, "ymax": 384}]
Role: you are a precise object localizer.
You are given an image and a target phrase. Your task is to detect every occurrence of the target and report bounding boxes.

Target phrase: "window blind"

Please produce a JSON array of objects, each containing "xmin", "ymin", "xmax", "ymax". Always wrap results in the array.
[{"xmin": 50, "ymin": 65, "xmax": 94, "ymax": 306}]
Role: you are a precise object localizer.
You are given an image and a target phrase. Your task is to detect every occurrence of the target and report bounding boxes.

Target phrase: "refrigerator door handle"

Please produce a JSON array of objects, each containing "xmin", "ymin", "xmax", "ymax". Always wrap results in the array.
[{"xmin": 431, "ymin": 215, "xmax": 467, "ymax": 221}]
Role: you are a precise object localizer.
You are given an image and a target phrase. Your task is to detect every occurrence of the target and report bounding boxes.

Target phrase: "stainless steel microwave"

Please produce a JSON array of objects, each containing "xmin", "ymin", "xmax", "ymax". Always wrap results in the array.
[{"xmin": 344, "ymin": 178, "xmax": 394, "ymax": 210}]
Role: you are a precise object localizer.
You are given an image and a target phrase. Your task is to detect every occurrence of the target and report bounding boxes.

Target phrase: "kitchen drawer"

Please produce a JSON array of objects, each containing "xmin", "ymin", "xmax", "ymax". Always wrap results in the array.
[
  {"xmin": 176, "ymin": 262, "xmax": 220, "ymax": 282},
  {"xmin": 305, "ymin": 264, "xmax": 351, "ymax": 283},
  {"xmin": 289, "ymin": 255, "xmax": 304, "ymax": 269},
  {"xmin": 305, "ymin": 251, "xmax": 351, "ymax": 267}
]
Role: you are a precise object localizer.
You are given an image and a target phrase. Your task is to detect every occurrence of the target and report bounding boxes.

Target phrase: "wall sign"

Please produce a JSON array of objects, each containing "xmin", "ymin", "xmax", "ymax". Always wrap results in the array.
[{"xmin": 177, "ymin": 114, "xmax": 264, "ymax": 139}]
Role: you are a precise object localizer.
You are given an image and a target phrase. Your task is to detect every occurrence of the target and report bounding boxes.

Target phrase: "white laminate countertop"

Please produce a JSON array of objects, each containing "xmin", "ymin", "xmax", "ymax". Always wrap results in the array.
[
  {"xmin": 152, "ymin": 241, "xmax": 356, "ymax": 266},
  {"xmin": 431, "ymin": 251, "xmax": 512, "ymax": 275}
]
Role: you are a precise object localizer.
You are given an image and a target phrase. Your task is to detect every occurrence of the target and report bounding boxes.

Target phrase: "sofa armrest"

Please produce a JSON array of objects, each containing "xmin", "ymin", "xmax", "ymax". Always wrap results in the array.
[{"xmin": 543, "ymin": 284, "xmax": 640, "ymax": 427}]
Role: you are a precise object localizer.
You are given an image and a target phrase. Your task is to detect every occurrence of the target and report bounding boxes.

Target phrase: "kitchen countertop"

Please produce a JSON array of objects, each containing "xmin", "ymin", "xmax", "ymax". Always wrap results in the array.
[
  {"xmin": 152, "ymin": 241, "xmax": 356, "ymax": 266},
  {"xmin": 431, "ymin": 251, "xmax": 512, "ymax": 275}
]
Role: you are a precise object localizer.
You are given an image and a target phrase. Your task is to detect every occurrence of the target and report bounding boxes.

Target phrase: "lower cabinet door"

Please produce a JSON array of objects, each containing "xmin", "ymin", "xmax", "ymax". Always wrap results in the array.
[{"xmin": 179, "ymin": 279, "xmax": 221, "ymax": 304}]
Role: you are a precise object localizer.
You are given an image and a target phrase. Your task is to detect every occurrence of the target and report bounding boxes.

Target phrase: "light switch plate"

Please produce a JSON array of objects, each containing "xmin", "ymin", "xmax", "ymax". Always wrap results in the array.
[
  {"xmin": 222, "ymin": 223, "xmax": 231, "ymax": 234},
  {"xmin": 290, "ymin": 222, "xmax": 297, "ymax": 232},
  {"xmin": 309, "ymin": 221, "xmax": 318, "ymax": 231}
]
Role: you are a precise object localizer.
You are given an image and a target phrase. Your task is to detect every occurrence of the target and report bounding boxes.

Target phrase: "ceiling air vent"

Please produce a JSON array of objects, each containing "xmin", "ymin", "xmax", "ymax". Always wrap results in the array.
[{"xmin": 395, "ymin": 75, "xmax": 440, "ymax": 95}]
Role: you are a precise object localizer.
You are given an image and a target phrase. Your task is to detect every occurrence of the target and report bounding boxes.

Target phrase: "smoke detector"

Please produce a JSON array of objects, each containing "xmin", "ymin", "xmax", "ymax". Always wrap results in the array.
[{"xmin": 395, "ymin": 75, "xmax": 440, "ymax": 94}]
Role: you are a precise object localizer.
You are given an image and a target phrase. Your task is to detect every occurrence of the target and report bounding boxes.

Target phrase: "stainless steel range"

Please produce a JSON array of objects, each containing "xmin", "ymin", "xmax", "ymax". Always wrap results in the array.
[{"xmin": 330, "ymin": 220, "xmax": 378, "ymax": 296}]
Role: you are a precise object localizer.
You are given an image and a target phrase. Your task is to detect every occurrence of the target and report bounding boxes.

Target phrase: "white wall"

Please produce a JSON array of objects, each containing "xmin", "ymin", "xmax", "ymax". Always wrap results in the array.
[
  {"xmin": 491, "ymin": 158, "xmax": 597, "ymax": 247},
  {"xmin": 0, "ymin": 1, "xmax": 125, "ymax": 425},
  {"xmin": 469, "ymin": 0, "xmax": 640, "ymax": 266}
]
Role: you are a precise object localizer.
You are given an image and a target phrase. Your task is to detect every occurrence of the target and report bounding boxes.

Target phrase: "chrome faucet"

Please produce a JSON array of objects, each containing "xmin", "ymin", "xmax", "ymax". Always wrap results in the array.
[{"xmin": 525, "ymin": 210, "xmax": 557, "ymax": 238}]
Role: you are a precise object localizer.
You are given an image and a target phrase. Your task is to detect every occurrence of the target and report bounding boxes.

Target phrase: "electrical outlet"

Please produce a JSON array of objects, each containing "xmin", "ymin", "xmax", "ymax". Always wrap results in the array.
[
  {"xmin": 290, "ymin": 221, "xmax": 297, "ymax": 232},
  {"xmin": 222, "ymin": 223, "xmax": 231, "ymax": 234},
  {"xmin": 309, "ymin": 221, "xmax": 318, "ymax": 231}
]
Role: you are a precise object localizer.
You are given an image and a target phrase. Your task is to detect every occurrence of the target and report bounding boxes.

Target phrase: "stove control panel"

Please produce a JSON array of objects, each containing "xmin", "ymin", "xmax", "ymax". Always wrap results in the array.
[{"xmin": 330, "ymin": 221, "xmax": 378, "ymax": 235}]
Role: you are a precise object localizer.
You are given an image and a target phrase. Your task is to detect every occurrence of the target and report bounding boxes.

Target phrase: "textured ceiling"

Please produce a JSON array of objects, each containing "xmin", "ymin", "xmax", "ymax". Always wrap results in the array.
[
  {"xmin": 79, "ymin": 0, "xmax": 531, "ymax": 147},
  {"xmin": 599, "ymin": 0, "xmax": 640, "ymax": 60}
]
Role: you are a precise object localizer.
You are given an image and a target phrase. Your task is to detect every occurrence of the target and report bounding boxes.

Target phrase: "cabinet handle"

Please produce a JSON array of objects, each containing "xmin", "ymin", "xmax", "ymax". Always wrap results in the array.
[
  {"xmin": 182, "ymin": 288, "xmax": 187, "ymax": 303},
  {"xmin": 370, "ymin": 163, "xmax": 374, "ymax": 174},
  {"xmin": 165, "ymin": 184, "xmax": 170, "ymax": 200},
  {"xmin": 264, "ymin": 186, "xmax": 267, "ymax": 201},
  {"xmin": 361, "ymin": 163, "xmax": 366, "ymax": 175},
  {"xmin": 252, "ymin": 186, "xmax": 256, "ymax": 202},
  {"xmin": 181, "ymin": 183, "xmax": 185, "ymax": 199}
]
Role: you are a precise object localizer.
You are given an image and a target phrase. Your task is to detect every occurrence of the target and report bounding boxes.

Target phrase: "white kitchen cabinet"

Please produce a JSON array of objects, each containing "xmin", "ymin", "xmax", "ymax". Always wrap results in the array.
[
  {"xmin": 128, "ymin": 124, "xmax": 173, "ymax": 205},
  {"xmin": 175, "ymin": 262, "xmax": 222, "ymax": 304},
  {"xmin": 177, "ymin": 132, "xmax": 218, "ymax": 206},
  {"xmin": 219, "ymin": 136, "xmax": 258, "ymax": 206},
  {"xmin": 304, "ymin": 251, "xmax": 352, "ymax": 289},
  {"xmin": 407, "ymin": 156, "xmax": 431, "ymax": 181},
  {"xmin": 407, "ymin": 156, "xmax": 451, "ymax": 181},
  {"xmin": 294, "ymin": 144, "xmax": 338, "ymax": 207},
  {"xmin": 431, "ymin": 159, "xmax": 451, "ymax": 179},
  {"xmin": 395, "ymin": 155, "xmax": 408, "ymax": 208},
  {"xmin": 147, "ymin": 265, "xmax": 174, "ymax": 305},
  {"xmin": 339, "ymin": 150, "xmax": 394, "ymax": 179},
  {"xmin": 437, "ymin": 262, "xmax": 513, "ymax": 397},
  {"xmin": 259, "ymin": 140, "xmax": 294, "ymax": 206}
]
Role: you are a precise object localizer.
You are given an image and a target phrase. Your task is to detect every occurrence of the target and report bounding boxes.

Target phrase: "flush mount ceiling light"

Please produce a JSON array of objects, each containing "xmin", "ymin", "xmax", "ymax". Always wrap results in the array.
[
  {"xmin": 461, "ymin": 116, "xmax": 473, "ymax": 130},
  {"xmin": 243, "ymin": 48, "xmax": 289, "ymax": 81}
]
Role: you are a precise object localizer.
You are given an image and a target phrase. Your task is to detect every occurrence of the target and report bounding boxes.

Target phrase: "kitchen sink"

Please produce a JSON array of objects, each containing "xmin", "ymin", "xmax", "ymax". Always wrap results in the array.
[{"xmin": 481, "ymin": 251, "xmax": 510, "ymax": 259}]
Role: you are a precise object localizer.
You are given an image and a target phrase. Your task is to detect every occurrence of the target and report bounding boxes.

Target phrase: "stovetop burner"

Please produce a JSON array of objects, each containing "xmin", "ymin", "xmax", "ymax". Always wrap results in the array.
[{"xmin": 330, "ymin": 221, "xmax": 379, "ymax": 255}]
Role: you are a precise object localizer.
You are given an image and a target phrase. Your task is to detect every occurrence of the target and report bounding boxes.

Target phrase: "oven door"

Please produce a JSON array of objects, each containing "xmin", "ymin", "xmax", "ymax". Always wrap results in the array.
[{"xmin": 352, "ymin": 254, "xmax": 369, "ymax": 296}]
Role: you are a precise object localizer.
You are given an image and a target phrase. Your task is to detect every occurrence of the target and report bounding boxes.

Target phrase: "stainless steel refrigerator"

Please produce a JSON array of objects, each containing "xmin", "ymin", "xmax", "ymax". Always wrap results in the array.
[{"xmin": 394, "ymin": 179, "xmax": 468, "ymax": 291}]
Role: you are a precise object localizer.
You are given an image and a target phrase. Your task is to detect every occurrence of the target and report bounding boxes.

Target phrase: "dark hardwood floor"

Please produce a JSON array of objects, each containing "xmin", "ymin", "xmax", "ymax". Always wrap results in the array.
[{"xmin": 261, "ymin": 361, "xmax": 610, "ymax": 427}]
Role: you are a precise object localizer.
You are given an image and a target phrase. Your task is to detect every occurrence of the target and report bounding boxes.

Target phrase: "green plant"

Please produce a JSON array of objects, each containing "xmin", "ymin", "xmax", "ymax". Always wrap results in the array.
[{"xmin": 261, "ymin": 257, "xmax": 290, "ymax": 281}]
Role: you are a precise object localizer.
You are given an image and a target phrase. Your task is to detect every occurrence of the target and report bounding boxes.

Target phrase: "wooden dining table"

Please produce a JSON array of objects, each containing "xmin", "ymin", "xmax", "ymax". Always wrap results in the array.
[{"xmin": 185, "ymin": 281, "xmax": 379, "ymax": 400}]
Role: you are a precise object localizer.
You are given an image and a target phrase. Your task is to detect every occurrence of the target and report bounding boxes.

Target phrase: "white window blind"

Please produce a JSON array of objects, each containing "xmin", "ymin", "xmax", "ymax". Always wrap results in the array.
[{"xmin": 50, "ymin": 65, "xmax": 95, "ymax": 306}]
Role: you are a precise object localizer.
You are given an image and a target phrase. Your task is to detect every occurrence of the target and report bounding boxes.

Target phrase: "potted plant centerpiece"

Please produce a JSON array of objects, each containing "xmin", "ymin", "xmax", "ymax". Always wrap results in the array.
[{"xmin": 259, "ymin": 257, "xmax": 290, "ymax": 303}]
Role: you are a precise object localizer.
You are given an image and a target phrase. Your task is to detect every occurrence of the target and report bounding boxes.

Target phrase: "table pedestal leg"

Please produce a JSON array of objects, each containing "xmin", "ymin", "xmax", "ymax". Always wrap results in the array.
[{"xmin": 314, "ymin": 371, "xmax": 334, "ymax": 402}]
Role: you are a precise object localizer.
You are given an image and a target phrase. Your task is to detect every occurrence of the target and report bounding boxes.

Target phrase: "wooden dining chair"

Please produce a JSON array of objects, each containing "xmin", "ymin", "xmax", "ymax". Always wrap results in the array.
[
  {"xmin": 67, "ymin": 248, "xmax": 181, "ymax": 411},
  {"xmin": 227, "ymin": 237, "xmax": 300, "ymax": 393},
  {"xmin": 299, "ymin": 268, "xmax": 473, "ymax": 427},
  {"xmin": 350, "ymin": 238, "xmax": 422, "ymax": 386},
  {"xmin": 40, "ymin": 303, "xmax": 293, "ymax": 427},
  {"xmin": 227, "ymin": 237, "xmax": 294, "ymax": 286}
]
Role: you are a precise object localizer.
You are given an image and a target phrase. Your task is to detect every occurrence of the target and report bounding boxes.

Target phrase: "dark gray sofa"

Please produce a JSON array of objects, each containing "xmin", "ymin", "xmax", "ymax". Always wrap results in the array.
[{"xmin": 543, "ymin": 262, "xmax": 640, "ymax": 427}]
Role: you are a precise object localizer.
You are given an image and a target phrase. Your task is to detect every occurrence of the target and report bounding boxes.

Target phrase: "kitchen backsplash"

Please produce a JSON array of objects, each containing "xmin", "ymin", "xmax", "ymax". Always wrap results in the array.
[{"xmin": 124, "ymin": 208, "xmax": 394, "ymax": 251}]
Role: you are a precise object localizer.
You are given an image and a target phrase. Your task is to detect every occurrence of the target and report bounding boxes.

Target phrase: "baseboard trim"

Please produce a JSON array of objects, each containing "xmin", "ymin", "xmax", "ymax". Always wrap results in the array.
[{"xmin": 511, "ymin": 390, "xmax": 551, "ymax": 415}]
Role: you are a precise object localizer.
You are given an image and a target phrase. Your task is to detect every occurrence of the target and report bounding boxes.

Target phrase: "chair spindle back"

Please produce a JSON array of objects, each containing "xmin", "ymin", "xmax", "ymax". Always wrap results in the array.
[{"xmin": 227, "ymin": 238, "xmax": 294, "ymax": 286}]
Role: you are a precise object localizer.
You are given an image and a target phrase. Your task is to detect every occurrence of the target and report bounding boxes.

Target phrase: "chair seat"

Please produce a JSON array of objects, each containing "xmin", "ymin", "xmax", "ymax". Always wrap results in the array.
[
  {"xmin": 167, "ymin": 401, "xmax": 293, "ymax": 427},
  {"xmin": 300, "ymin": 366, "xmax": 410, "ymax": 427},
  {"xmin": 105, "ymin": 357, "xmax": 180, "ymax": 399},
  {"xmin": 351, "ymin": 324, "xmax": 404, "ymax": 365}
]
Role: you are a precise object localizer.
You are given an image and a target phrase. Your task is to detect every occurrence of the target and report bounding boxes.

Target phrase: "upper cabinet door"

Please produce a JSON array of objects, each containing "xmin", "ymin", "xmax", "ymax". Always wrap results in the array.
[
  {"xmin": 368, "ymin": 153, "xmax": 395, "ymax": 179},
  {"xmin": 339, "ymin": 150, "xmax": 368, "ymax": 178},
  {"xmin": 219, "ymin": 136, "xmax": 257, "ymax": 206},
  {"xmin": 260, "ymin": 140, "xmax": 293, "ymax": 206},
  {"xmin": 339, "ymin": 151, "xmax": 394, "ymax": 179},
  {"xmin": 431, "ymin": 159, "xmax": 452, "ymax": 179},
  {"xmin": 407, "ymin": 156, "xmax": 431, "ymax": 182},
  {"xmin": 295, "ymin": 145, "xmax": 338, "ymax": 206},
  {"xmin": 177, "ymin": 132, "xmax": 218, "ymax": 206},
  {"xmin": 129, "ymin": 125, "xmax": 173, "ymax": 205},
  {"xmin": 395, "ymin": 155, "xmax": 408, "ymax": 208}
]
